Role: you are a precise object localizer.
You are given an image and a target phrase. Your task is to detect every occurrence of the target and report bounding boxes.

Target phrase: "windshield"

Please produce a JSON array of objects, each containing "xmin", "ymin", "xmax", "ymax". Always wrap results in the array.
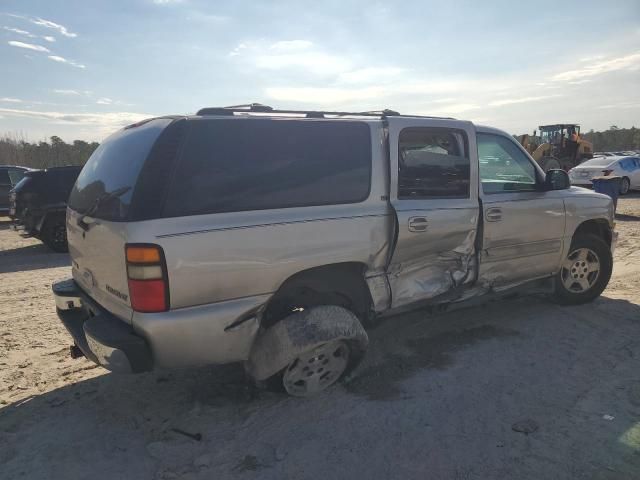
[{"xmin": 68, "ymin": 118, "xmax": 171, "ymax": 221}]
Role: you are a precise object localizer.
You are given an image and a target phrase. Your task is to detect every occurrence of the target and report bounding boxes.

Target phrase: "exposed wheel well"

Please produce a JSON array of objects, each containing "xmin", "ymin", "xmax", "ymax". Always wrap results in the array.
[
  {"xmin": 573, "ymin": 219, "xmax": 612, "ymax": 247},
  {"xmin": 262, "ymin": 262, "xmax": 373, "ymax": 328}
]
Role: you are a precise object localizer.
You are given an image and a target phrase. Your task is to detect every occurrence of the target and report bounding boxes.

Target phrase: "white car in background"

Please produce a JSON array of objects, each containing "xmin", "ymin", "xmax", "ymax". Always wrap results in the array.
[{"xmin": 569, "ymin": 155, "xmax": 640, "ymax": 194}]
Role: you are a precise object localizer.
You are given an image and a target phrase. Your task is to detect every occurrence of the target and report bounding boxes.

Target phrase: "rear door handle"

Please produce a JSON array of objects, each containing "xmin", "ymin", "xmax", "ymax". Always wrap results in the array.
[
  {"xmin": 485, "ymin": 207, "xmax": 502, "ymax": 222},
  {"xmin": 408, "ymin": 216, "xmax": 428, "ymax": 232}
]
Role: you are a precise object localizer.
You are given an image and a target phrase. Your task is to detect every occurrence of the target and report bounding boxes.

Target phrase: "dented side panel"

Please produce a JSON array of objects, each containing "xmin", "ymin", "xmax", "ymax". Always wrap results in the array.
[
  {"xmin": 386, "ymin": 117, "xmax": 480, "ymax": 309},
  {"xmin": 388, "ymin": 209, "xmax": 479, "ymax": 307}
]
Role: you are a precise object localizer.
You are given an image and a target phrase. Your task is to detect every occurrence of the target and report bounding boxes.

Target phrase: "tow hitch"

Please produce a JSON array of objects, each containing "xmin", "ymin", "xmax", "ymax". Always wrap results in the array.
[{"xmin": 69, "ymin": 344, "xmax": 85, "ymax": 359}]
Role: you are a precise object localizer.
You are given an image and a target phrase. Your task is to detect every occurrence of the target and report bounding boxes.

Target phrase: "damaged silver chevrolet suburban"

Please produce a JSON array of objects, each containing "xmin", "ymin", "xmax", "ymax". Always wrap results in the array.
[{"xmin": 53, "ymin": 104, "xmax": 616, "ymax": 396}]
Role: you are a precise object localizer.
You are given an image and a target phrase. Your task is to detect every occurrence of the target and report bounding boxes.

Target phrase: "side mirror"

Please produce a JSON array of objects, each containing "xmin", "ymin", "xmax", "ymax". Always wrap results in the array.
[{"xmin": 544, "ymin": 169, "xmax": 570, "ymax": 190}]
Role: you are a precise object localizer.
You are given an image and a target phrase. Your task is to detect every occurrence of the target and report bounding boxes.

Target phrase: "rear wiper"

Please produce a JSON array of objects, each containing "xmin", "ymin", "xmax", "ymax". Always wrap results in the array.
[{"xmin": 77, "ymin": 186, "xmax": 131, "ymax": 231}]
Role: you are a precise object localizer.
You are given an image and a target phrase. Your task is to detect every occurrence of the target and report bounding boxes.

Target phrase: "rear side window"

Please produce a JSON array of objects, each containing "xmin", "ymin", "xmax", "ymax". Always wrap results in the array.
[
  {"xmin": 68, "ymin": 118, "xmax": 172, "ymax": 221},
  {"xmin": 398, "ymin": 128, "xmax": 470, "ymax": 198},
  {"xmin": 619, "ymin": 158, "xmax": 637, "ymax": 171},
  {"xmin": 163, "ymin": 119, "xmax": 371, "ymax": 217}
]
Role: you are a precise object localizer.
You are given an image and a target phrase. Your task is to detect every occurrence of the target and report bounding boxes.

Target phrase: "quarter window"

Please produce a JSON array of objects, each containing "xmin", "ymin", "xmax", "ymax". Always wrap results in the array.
[
  {"xmin": 164, "ymin": 119, "xmax": 372, "ymax": 217},
  {"xmin": 8, "ymin": 169, "xmax": 26, "ymax": 185},
  {"xmin": 478, "ymin": 133, "xmax": 538, "ymax": 194},
  {"xmin": 398, "ymin": 128, "xmax": 470, "ymax": 198}
]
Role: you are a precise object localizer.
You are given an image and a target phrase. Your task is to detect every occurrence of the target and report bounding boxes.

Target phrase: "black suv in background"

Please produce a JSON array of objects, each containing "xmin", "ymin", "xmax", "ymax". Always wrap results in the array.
[
  {"xmin": 10, "ymin": 166, "xmax": 82, "ymax": 252},
  {"xmin": 0, "ymin": 165, "xmax": 30, "ymax": 215}
]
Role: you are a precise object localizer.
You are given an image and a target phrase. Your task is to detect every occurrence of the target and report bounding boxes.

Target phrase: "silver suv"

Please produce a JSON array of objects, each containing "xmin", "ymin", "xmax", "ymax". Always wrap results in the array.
[{"xmin": 53, "ymin": 104, "xmax": 616, "ymax": 396}]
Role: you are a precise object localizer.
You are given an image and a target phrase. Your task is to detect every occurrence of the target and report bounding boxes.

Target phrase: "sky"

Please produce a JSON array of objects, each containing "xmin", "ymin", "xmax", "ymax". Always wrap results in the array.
[{"xmin": 0, "ymin": 0, "xmax": 639, "ymax": 142}]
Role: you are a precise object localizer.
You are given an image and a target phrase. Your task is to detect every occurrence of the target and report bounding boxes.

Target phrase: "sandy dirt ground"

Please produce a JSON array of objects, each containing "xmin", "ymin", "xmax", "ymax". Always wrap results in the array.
[{"xmin": 1, "ymin": 196, "xmax": 640, "ymax": 480}]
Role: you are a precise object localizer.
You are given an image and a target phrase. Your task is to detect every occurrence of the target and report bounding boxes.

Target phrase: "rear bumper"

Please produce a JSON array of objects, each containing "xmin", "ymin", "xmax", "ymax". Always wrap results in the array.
[
  {"xmin": 53, "ymin": 279, "xmax": 153, "ymax": 373},
  {"xmin": 53, "ymin": 278, "xmax": 268, "ymax": 372}
]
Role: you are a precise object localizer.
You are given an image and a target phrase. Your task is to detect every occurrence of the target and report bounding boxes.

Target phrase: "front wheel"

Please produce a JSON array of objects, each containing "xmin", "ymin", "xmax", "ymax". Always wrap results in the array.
[
  {"xmin": 541, "ymin": 157, "xmax": 561, "ymax": 172},
  {"xmin": 554, "ymin": 234, "xmax": 612, "ymax": 305}
]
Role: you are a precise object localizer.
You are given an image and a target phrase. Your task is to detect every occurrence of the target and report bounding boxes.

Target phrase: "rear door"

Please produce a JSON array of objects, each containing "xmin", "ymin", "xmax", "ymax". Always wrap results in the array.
[
  {"xmin": 632, "ymin": 158, "xmax": 640, "ymax": 188},
  {"xmin": 67, "ymin": 118, "xmax": 174, "ymax": 323},
  {"xmin": 0, "ymin": 169, "xmax": 10, "ymax": 210},
  {"xmin": 386, "ymin": 118, "xmax": 479, "ymax": 308},
  {"xmin": 476, "ymin": 129, "xmax": 565, "ymax": 288}
]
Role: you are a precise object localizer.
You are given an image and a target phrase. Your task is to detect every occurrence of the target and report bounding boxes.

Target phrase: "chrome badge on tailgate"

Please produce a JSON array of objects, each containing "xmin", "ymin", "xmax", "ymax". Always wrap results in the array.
[{"xmin": 82, "ymin": 268, "xmax": 97, "ymax": 288}]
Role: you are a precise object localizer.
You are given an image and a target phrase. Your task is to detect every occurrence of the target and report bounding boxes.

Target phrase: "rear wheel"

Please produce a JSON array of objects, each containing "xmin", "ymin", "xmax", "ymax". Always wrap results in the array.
[
  {"xmin": 554, "ymin": 234, "xmax": 612, "ymax": 305},
  {"xmin": 247, "ymin": 305, "xmax": 368, "ymax": 397},
  {"xmin": 41, "ymin": 215, "xmax": 68, "ymax": 253},
  {"xmin": 540, "ymin": 157, "xmax": 562, "ymax": 172},
  {"xmin": 282, "ymin": 340, "xmax": 351, "ymax": 397},
  {"xmin": 620, "ymin": 177, "xmax": 630, "ymax": 195}
]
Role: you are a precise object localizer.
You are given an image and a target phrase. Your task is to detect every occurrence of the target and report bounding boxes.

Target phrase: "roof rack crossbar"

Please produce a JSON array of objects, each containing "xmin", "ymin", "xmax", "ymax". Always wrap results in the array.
[
  {"xmin": 195, "ymin": 104, "xmax": 456, "ymax": 120},
  {"xmin": 196, "ymin": 105, "xmax": 401, "ymax": 118}
]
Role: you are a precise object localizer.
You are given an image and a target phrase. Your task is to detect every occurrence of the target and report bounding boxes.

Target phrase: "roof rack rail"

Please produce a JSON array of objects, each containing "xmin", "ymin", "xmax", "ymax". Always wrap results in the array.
[{"xmin": 196, "ymin": 104, "xmax": 401, "ymax": 118}]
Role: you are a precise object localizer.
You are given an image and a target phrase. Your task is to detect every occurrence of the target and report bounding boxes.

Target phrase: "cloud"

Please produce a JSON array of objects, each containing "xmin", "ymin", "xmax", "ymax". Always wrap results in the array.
[
  {"xmin": 579, "ymin": 54, "xmax": 605, "ymax": 62},
  {"xmin": 337, "ymin": 67, "xmax": 405, "ymax": 84},
  {"xmin": 256, "ymin": 52, "xmax": 351, "ymax": 75},
  {"xmin": 269, "ymin": 40, "xmax": 313, "ymax": 51},
  {"xmin": 153, "ymin": 0, "xmax": 184, "ymax": 4},
  {"xmin": 52, "ymin": 89, "xmax": 80, "ymax": 95},
  {"xmin": 430, "ymin": 97, "xmax": 458, "ymax": 104},
  {"xmin": 0, "ymin": 107, "xmax": 151, "ymax": 132},
  {"xmin": 42, "ymin": 35, "xmax": 55, "ymax": 42},
  {"xmin": 30, "ymin": 17, "xmax": 77, "ymax": 38},
  {"xmin": 596, "ymin": 102, "xmax": 640, "ymax": 110},
  {"xmin": 1, "ymin": 97, "xmax": 22, "ymax": 103},
  {"xmin": 48, "ymin": 55, "xmax": 86, "ymax": 69},
  {"xmin": 431, "ymin": 103, "xmax": 481, "ymax": 114},
  {"xmin": 488, "ymin": 94, "xmax": 562, "ymax": 107},
  {"xmin": 230, "ymin": 41, "xmax": 351, "ymax": 75},
  {"xmin": 265, "ymin": 86, "xmax": 386, "ymax": 104},
  {"xmin": 228, "ymin": 42, "xmax": 248, "ymax": 57},
  {"xmin": 3, "ymin": 26, "xmax": 35, "ymax": 37},
  {"xmin": 552, "ymin": 52, "xmax": 640, "ymax": 82},
  {"xmin": 8, "ymin": 40, "xmax": 50, "ymax": 52},
  {"xmin": 96, "ymin": 97, "xmax": 113, "ymax": 105}
]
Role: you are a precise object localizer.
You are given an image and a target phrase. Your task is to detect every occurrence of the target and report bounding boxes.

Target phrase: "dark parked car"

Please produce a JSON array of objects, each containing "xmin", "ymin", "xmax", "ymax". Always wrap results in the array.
[
  {"xmin": 10, "ymin": 165, "xmax": 83, "ymax": 252},
  {"xmin": 0, "ymin": 165, "xmax": 30, "ymax": 215}
]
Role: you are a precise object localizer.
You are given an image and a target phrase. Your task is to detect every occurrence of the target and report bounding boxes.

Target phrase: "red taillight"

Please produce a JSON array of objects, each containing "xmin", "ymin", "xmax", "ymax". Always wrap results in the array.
[
  {"xmin": 125, "ymin": 244, "xmax": 169, "ymax": 313},
  {"xmin": 128, "ymin": 279, "xmax": 167, "ymax": 312},
  {"xmin": 602, "ymin": 169, "xmax": 614, "ymax": 176}
]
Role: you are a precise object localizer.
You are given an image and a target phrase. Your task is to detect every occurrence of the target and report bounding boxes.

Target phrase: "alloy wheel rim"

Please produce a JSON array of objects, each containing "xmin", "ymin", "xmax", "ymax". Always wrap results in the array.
[
  {"xmin": 54, "ymin": 225, "xmax": 66, "ymax": 246},
  {"xmin": 560, "ymin": 247, "xmax": 600, "ymax": 293},
  {"xmin": 282, "ymin": 340, "xmax": 349, "ymax": 397}
]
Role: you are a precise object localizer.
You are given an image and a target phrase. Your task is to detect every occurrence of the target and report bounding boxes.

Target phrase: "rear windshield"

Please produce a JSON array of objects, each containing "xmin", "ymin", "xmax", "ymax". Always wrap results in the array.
[
  {"xmin": 68, "ymin": 118, "xmax": 171, "ymax": 220},
  {"xmin": 580, "ymin": 157, "xmax": 615, "ymax": 167},
  {"xmin": 163, "ymin": 119, "xmax": 371, "ymax": 217}
]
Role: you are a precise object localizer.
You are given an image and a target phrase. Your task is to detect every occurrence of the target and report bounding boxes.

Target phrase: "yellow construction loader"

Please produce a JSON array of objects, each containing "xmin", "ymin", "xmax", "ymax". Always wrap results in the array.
[{"xmin": 519, "ymin": 124, "xmax": 593, "ymax": 171}]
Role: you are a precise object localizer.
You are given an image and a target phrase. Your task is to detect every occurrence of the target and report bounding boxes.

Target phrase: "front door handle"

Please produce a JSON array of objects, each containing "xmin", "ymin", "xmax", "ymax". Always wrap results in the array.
[
  {"xmin": 408, "ymin": 216, "xmax": 428, "ymax": 232},
  {"xmin": 485, "ymin": 207, "xmax": 502, "ymax": 222}
]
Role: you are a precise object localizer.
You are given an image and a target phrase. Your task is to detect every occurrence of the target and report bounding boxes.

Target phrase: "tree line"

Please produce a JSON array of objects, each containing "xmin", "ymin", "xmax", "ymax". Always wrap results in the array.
[
  {"xmin": 1, "ymin": 125, "xmax": 639, "ymax": 171},
  {"xmin": 582, "ymin": 126, "xmax": 640, "ymax": 152},
  {"xmin": 0, "ymin": 134, "xmax": 99, "ymax": 170}
]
